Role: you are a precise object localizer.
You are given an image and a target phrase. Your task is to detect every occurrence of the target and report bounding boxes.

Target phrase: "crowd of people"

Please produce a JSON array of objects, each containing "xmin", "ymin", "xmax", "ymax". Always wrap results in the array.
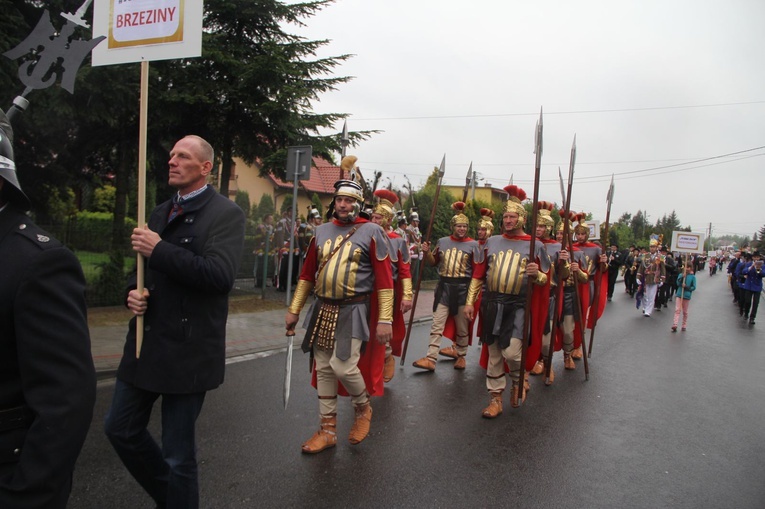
[
  {"xmin": 283, "ymin": 161, "xmax": 615, "ymax": 453},
  {"xmin": 3, "ymin": 113, "xmax": 761, "ymax": 507}
]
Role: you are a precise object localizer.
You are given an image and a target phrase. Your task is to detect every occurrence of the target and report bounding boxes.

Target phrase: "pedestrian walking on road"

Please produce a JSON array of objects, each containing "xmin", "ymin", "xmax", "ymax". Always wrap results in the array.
[
  {"xmin": 672, "ymin": 262, "xmax": 697, "ymax": 332},
  {"xmin": 741, "ymin": 251, "xmax": 763, "ymax": 325},
  {"xmin": 104, "ymin": 135, "xmax": 246, "ymax": 509},
  {"xmin": 465, "ymin": 186, "xmax": 551, "ymax": 418},
  {"xmin": 411, "ymin": 201, "xmax": 482, "ymax": 372},
  {"xmin": 285, "ymin": 159, "xmax": 394, "ymax": 454}
]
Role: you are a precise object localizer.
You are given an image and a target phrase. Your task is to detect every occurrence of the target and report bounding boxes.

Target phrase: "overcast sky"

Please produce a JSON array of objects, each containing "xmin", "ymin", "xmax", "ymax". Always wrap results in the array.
[{"xmin": 291, "ymin": 0, "xmax": 763, "ymax": 239}]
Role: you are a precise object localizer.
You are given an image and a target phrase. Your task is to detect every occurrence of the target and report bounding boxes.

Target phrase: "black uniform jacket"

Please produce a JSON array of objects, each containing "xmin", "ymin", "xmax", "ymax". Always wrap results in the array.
[
  {"xmin": 0, "ymin": 206, "xmax": 96, "ymax": 509},
  {"xmin": 118, "ymin": 186, "xmax": 245, "ymax": 394}
]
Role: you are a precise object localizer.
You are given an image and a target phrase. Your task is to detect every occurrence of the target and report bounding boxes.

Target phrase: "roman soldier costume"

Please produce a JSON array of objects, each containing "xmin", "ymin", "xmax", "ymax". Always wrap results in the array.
[
  {"xmin": 470, "ymin": 186, "xmax": 551, "ymax": 417},
  {"xmin": 441, "ymin": 207, "xmax": 494, "ymax": 357},
  {"xmin": 412, "ymin": 202, "xmax": 482, "ymax": 371},
  {"xmin": 287, "ymin": 159, "xmax": 394, "ymax": 454},
  {"xmin": 372, "ymin": 189, "xmax": 413, "ymax": 383},
  {"xmin": 572, "ymin": 212, "xmax": 608, "ymax": 358}
]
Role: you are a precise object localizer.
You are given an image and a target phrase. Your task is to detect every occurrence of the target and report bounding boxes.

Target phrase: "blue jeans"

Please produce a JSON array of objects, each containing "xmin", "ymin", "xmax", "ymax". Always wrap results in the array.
[{"xmin": 104, "ymin": 379, "xmax": 206, "ymax": 509}]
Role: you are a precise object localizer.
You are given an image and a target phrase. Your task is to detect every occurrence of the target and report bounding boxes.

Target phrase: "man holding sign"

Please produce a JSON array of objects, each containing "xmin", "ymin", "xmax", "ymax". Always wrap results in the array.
[{"xmin": 105, "ymin": 135, "xmax": 245, "ymax": 508}]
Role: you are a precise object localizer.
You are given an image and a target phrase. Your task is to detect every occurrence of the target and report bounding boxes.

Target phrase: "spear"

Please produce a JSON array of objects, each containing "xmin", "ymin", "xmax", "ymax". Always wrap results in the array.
[
  {"xmin": 339, "ymin": 120, "xmax": 349, "ymax": 180},
  {"xmin": 400, "ymin": 155, "xmax": 446, "ymax": 365},
  {"xmin": 543, "ymin": 168, "xmax": 569, "ymax": 384},
  {"xmin": 561, "ymin": 136, "xmax": 590, "ymax": 380},
  {"xmin": 462, "ymin": 162, "xmax": 472, "ymax": 203},
  {"xmin": 518, "ymin": 108, "xmax": 543, "ymax": 404},
  {"xmin": 588, "ymin": 174, "xmax": 614, "ymax": 357}
]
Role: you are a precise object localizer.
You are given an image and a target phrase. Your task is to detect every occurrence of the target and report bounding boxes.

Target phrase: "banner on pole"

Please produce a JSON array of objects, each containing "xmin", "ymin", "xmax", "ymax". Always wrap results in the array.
[
  {"xmin": 92, "ymin": 0, "xmax": 203, "ymax": 66},
  {"xmin": 670, "ymin": 231, "xmax": 706, "ymax": 254},
  {"xmin": 588, "ymin": 220, "xmax": 600, "ymax": 240}
]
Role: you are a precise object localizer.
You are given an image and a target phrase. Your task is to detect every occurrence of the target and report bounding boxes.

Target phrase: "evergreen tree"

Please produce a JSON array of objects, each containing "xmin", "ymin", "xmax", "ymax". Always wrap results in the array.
[
  {"xmin": 151, "ymin": 0, "xmax": 374, "ymax": 196},
  {"xmin": 255, "ymin": 193, "xmax": 275, "ymax": 221}
]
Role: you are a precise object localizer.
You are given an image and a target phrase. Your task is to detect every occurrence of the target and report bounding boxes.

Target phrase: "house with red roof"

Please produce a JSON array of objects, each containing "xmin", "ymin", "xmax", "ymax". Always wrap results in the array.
[{"xmin": 223, "ymin": 155, "xmax": 350, "ymax": 219}]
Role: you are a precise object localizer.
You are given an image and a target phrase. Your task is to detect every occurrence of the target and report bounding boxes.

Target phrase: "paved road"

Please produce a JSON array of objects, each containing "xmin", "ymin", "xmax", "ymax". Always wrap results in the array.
[{"xmin": 69, "ymin": 274, "xmax": 765, "ymax": 508}]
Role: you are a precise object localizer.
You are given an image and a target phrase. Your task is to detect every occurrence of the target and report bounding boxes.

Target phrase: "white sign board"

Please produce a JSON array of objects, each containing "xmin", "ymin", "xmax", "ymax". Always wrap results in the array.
[
  {"xmin": 588, "ymin": 220, "xmax": 600, "ymax": 240},
  {"xmin": 92, "ymin": 0, "xmax": 203, "ymax": 66},
  {"xmin": 670, "ymin": 231, "xmax": 706, "ymax": 254}
]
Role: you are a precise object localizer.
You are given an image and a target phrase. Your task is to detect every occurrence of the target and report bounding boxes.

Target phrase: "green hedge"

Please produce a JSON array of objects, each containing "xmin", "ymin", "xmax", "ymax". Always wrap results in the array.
[{"xmin": 68, "ymin": 212, "xmax": 136, "ymax": 252}]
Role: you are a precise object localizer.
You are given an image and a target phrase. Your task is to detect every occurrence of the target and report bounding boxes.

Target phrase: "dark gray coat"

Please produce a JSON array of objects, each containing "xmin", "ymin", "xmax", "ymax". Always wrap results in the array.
[{"xmin": 117, "ymin": 186, "xmax": 246, "ymax": 394}]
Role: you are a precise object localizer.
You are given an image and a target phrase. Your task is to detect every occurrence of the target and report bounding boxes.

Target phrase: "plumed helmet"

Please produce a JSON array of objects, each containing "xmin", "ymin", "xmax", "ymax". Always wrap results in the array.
[
  {"xmin": 536, "ymin": 201, "xmax": 555, "ymax": 233},
  {"xmin": 0, "ymin": 109, "xmax": 30, "ymax": 210},
  {"xmin": 477, "ymin": 207, "xmax": 495, "ymax": 231},
  {"xmin": 573, "ymin": 212, "xmax": 590, "ymax": 236},
  {"xmin": 556, "ymin": 209, "xmax": 577, "ymax": 234},
  {"xmin": 373, "ymin": 189, "xmax": 398, "ymax": 227},
  {"xmin": 396, "ymin": 210, "xmax": 407, "ymax": 226},
  {"xmin": 333, "ymin": 178, "xmax": 363, "ymax": 203},
  {"xmin": 409, "ymin": 207, "xmax": 419, "ymax": 222},
  {"xmin": 503, "ymin": 185, "xmax": 527, "ymax": 228},
  {"xmin": 450, "ymin": 201, "xmax": 469, "ymax": 228}
]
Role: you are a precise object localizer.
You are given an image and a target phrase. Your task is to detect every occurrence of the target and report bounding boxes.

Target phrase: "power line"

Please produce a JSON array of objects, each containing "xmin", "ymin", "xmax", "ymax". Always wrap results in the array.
[
  {"xmin": 352, "ymin": 100, "xmax": 765, "ymax": 122},
  {"xmin": 360, "ymin": 146, "xmax": 765, "ymax": 186}
]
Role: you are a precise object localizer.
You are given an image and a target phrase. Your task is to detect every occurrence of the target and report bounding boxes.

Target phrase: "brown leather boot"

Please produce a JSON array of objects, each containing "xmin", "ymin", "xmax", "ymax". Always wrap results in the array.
[
  {"xmin": 301, "ymin": 414, "xmax": 337, "ymax": 454},
  {"xmin": 412, "ymin": 357, "xmax": 435, "ymax": 371},
  {"xmin": 453, "ymin": 356, "xmax": 466, "ymax": 370},
  {"xmin": 348, "ymin": 402, "xmax": 373, "ymax": 445},
  {"xmin": 510, "ymin": 379, "xmax": 529, "ymax": 408},
  {"xmin": 564, "ymin": 353, "xmax": 575, "ymax": 370},
  {"xmin": 482, "ymin": 392, "xmax": 503, "ymax": 418},
  {"xmin": 571, "ymin": 346, "xmax": 583, "ymax": 359},
  {"xmin": 439, "ymin": 345, "xmax": 458, "ymax": 359},
  {"xmin": 383, "ymin": 354, "xmax": 395, "ymax": 383},
  {"xmin": 530, "ymin": 359, "xmax": 544, "ymax": 375}
]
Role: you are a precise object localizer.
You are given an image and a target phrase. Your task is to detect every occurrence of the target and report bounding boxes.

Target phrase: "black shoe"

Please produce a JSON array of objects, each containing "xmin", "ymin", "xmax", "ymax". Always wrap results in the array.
[{"xmin": 750, "ymin": 319, "xmax": 756, "ymax": 325}]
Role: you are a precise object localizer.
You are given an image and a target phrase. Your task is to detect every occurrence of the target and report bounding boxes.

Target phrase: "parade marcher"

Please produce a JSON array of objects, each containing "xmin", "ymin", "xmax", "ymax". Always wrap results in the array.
[
  {"xmin": 624, "ymin": 245, "xmax": 639, "ymax": 296},
  {"xmin": 728, "ymin": 251, "xmax": 741, "ymax": 303},
  {"xmin": 0, "ymin": 109, "xmax": 96, "ymax": 509},
  {"xmin": 741, "ymin": 251, "xmax": 762, "ymax": 324},
  {"xmin": 466, "ymin": 186, "xmax": 550, "ymax": 417},
  {"xmin": 412, "ymin": 202, "xmax": 482, "ymax": 371},
  {"xmin": 285, "ymin": 164, "xmax": 394, "ymax": 454},
  {"xmin": 656, "ymin": 245, "xmax": 677, "ymax": 310},
  {"xmin": 636, "ymin": 238, "xmax": 666, "ymax": 317},
  {"xmin": 439, "ymin": 207, "xmax": 494, "ymax": 358},
  {"xmin": 104, "ymin": 135, "xmax": 246, "ymax": 508},
  {"xmin": 736, "ymin": 252, "xmax": 752, "ymax": 317},
  {"xmin": 369, "ymin": 190, "xmax": 413, "ymax": 383},
  {"xmin": 572, "ymin": 213, "xmax": 608, "ymax": 358},
  {"xmin": 530, "ymin": 202, "xmax": 570, "ymax": 383},
  {"xmin": 606, "ymin": 243, "xmax": 625, "ymax": 301},
  {"xmin": 394, "ymin": 211, "xmax": 407, "ymax": 239},
  {"xmin": 554, "ymin": 211, "xmax": 590, "ymax": 372},
  {"xmin": 252, "ymin": 213, "xmax": 274, "ymax": 287},
  {"xmin": 406, "ymin": 208, "xmax": 423, "ymax": 283},
  {"xmin": 672, "ymin": 261, "xmax": 697, "ymax": 332}
]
